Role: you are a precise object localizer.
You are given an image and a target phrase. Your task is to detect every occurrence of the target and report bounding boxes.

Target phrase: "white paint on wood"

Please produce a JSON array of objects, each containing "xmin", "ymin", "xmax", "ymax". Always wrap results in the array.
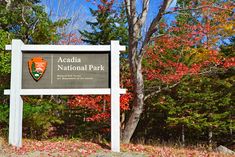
[
  {"xmin": 111, "ymin": 40, "xmax": 121, "ymax": 152},
  {"xmin": 4, "ymin": 89, "xmax": 126, "ymax": 95},
  {"xmin": 4, "ymin": 90, "xmax": 10, "ymax": 95},
  {"xmin": 5, "ymin": 40, "xmax": 126, "ymax": 152},
  {"xmin": 8, "ymin": 39, "xmax": 24, "ymax": 147},
  {"xmin": 5, "ymin": 44, "xmax": 126, "ymax": 52},
  {"xmin": 5, "ymin": 45, "xmax": 11, "ymax": 50}
]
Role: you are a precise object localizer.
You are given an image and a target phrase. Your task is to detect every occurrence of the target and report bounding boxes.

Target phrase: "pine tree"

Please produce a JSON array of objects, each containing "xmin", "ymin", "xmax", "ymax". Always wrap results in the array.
[
  {"xmin": 79, "ymin": 1, "xmax": 128, "ymax": 45},
  {"xmin": 220, "ymin": 37, "xmax": 235, "ymax": 57},
  {"xmin": 165, "ymin": 76, "xmax": 234, "ymax": 145}
]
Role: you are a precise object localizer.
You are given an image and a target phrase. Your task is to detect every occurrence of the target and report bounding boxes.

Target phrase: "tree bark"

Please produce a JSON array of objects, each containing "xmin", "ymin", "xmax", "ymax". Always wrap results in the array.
[
  {"xmin": 5, "ymin": 0, "xmax": 11, "ymax": 9},
  {"xmin": 208, "ymin": 129, "xmax": 213, "ymax": 150},
  {"xmin": 121, "ymin": 0, "xmax": 174, "ymax": 143},
  {"xmin": 182, "ymin": 124, "xmax": 185, "ymax": 147},
  {"xmin": 122, "ymin": 60, "xmax": 144, "ymax": 143}
]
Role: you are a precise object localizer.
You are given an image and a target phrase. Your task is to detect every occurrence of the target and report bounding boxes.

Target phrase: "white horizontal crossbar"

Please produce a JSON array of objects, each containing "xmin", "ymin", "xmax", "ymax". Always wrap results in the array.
[
  {"xmin": 5, "ymin": 45, "xmax": 126, "ymax": 52},
  {"xmin": 4, "ymin": 89, "xmax": 126, "ymax": 95},
  {"xmin": 5, "ymin": 45, "xmax": 11, "ymax": 50}
]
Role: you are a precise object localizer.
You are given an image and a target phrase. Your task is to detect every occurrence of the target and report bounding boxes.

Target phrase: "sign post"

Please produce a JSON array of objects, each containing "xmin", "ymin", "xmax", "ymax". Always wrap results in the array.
[
  {"xmin": 4, "ymin": 39, "xmax": 126, "ymax": 152},
  {"xmin": 8, "ymin": 40, "xmax": 24, "ymax": 147},
  {"xmin": 111, "ymin": 41, "xmax": 121, "ymax": 152}
]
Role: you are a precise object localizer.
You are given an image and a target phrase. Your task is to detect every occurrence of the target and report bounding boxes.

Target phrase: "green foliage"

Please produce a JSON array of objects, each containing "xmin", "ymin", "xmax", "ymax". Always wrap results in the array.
[
  {"xmin": 0, "ymin": 104, "xmax": 9, "ymax": 136},
  {"xmin": 56, "ymin": 107, "xmax": 110, "ymax": 141},
  {"xmin": 0, "ymin": 30, "xmax": 11, "ymax": 75},
  {"xmin": 220, "ymin": 36, "xmax": 235, "ymax": 57},
  {"xmin": 0, "ymin": 30, "xmax": 11, "ymax": 104},
  {"xmin": 79, "ymin": 2, "xmax": 128, "ymax": 45},
  {"xmin": 165, "ymin": 76, "xmax": 234, "ymax": 140},
  {"xmin": 0, "ymin": 0, "xmax": 68, "ymax": 44},
  {"xmin": 23, "ymin": 99, "xmax": 65, "ymax": 139},
  {"xmin": 0, "ymin": 1, "xmax": 69, "ymax": 125},
  {"xmin": 136, "ymin": 74, "xmax": 234, "ymax": 145},
  {"xmin": 0, "ymin": 104, "xmax": 9, "ymax": 124},
  {"xmin": 0, "ymin": 100, "xmax": 65, "ymax": 139},
  {"xmin": 0, "ymin": 0, "xmax": 68, "ymax": 89}
]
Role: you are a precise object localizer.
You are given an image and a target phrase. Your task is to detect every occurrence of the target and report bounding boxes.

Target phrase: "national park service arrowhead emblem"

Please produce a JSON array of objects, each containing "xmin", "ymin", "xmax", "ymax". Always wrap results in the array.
[{"xmin": 28, "ymin": 57, "xmax": 47, "ymax": 81}]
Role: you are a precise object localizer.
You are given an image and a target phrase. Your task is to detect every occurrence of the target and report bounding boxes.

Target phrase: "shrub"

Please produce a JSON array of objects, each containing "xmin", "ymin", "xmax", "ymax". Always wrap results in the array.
[{"xmin": 23, "ymin": 99, "xmax": 65, "ymax": 139}]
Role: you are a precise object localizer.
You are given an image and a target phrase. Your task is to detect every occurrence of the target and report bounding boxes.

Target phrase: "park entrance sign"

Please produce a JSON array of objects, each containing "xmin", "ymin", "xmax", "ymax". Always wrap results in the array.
[
  {"xmin": 22, "ymin": 52, "xmax": 109, "ymax": 89},
  {"xmin": 4, "ymin": 40, "xmax": 126, "ymax": 152}
]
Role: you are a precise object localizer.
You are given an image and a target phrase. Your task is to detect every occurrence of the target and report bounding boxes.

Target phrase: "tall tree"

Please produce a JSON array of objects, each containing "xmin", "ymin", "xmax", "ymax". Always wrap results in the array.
[
  {"xmin": 0, "ymin": 0, "xmax": 67, "ymax": 103},
  {"xmin": 69, "ymin": 0, "xmax": 131, "ymax": 135},
  {"xmin": 0, "ymin": 0, "xmax": 67, "ymax": 44},
  {"xmin": 165, "ymin": 76, "xmax": 234, "ymax": 145},
  {"xmin": 83, "ymin": 0, "xmax": 234, "ymax": 143},
  {"xmin": 141, "ymin": 0, "xmax": 235, "ymax": 146},
  {"xmin": 79, "ymin": 0, "xmax": 128, "ymax": 45},
  {"xmin": 122, "ymin": 0, "xmax": 235, "ymax": 143},
  {"xmin": 121, "ymin": 0, "xmax": 174, "ymax": 143}
]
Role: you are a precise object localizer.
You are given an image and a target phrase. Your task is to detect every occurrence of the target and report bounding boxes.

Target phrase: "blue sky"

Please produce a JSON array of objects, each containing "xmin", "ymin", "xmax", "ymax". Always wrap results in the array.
[
  {"xmin": 40, "ymin": 0, "xmax": 94, "ymax": 34},
  {"xmin": 40, "ymin": 0, "xmax": 177, "ymax": 35}
]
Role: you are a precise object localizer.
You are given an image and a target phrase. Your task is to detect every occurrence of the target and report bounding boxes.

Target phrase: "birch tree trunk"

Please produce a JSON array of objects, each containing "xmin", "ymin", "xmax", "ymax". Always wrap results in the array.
[
  {"xmin": 182, "ymin": 124, "xmax": 185, "ymax": 147},
  {"xmin": 208, "ymin": 129, "xmax": 213, "ymax": 150},
  {"xmin": 121, "ymin": 0, "xmax": 173, "ymax": 143},
  {"xmin": 5, "ymin": 0, "xmax": 11, "ymax": 9},
  {"xmin": 122, "ymin": 58, "xmax": 144, "ymax": 143}
]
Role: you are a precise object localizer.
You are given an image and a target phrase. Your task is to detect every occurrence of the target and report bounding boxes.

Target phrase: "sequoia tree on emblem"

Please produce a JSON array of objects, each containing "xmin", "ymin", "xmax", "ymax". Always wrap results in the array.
[{"xmin": 28, "ymin": 57, "xmax": 47, "ymax": 81}]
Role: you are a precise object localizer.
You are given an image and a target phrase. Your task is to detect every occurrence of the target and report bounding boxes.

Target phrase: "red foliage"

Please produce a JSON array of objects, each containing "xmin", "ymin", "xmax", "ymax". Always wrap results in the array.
[
  {"xmin": 57, "ymin": 33, "xmax": 83, "ymax": 45},
  {"xmin": 72, "ymin": 0, "xmax": 235, "ymax": 123},
  {"xmin": 223, "ymin": 57, "xmax": 235, "ymax": 68},
  {"xmin": 86, "ymin": 0, "xmax": 115, "ymax": 13},
  {"xmin": 67, "ymin": 78, "xmax": 133, "ymax": 122},
  {"xmin": 67, "ymin": 0, "xmax": 131, "ymax": 125},
  {"xmin": 144, "ymin": 7, "xmax": 235, "ymax": 83}
]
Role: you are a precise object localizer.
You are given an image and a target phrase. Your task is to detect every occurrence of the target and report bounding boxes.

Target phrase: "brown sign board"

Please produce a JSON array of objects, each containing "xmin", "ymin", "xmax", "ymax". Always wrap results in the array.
[{"xmin": 22, "ymin": 52, "xmax": 110, "ymax": 89}]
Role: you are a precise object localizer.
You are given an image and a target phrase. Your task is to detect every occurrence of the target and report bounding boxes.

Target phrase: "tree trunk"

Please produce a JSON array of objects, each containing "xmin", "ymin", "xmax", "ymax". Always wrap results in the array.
[
  {"xmin": 121, "ymin": 0, "xmax": 175, "ymax": 144},
  {"xmin": 5, "ymin": 0, "xmax": 11, "ymax": 9},
  {"xmin": 181, "ymin": 124, "xmax": 185, "ymax": 147},
  {"xmin": 122, "ymin": 56, "xmax": 144, "ymax": 143},
  {"xmin": 208, "ymin": 129, "xmax": 213, "ymax": 150}
]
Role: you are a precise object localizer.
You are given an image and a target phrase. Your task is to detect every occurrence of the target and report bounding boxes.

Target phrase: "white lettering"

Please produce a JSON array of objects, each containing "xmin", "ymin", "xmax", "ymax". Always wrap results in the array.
[
  {"xmin": 89, "ymin": 65, "xmax": 105, "ymax": 71},
  {"xmin": 57, "ymin": 65, "xmax": 87, "ymax": 71},
  {"xmin": 57, "ymin": 57, "xmax": 81, "ymax": 63}
]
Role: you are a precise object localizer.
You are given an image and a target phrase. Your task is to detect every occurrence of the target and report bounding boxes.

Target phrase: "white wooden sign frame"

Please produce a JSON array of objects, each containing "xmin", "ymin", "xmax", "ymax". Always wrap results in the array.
[{"xmin": 4, "ymin": 39, "xmax": 126, "ymax": 152}]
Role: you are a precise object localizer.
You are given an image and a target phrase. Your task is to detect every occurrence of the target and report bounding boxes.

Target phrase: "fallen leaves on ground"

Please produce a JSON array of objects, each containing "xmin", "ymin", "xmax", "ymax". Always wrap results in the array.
[
  {"xmin": 0, "ymin": 139, "xmax": 234, "ymax": 157},
  {"xmin": 2, "ymin": 139, "xmax": 104, "ymax": 156}
]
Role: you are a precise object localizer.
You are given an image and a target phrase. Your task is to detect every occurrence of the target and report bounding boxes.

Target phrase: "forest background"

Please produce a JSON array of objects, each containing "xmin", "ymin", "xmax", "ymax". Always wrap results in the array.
[{"xmin": 0, "ymin": 0, "xmax": 234, "ymax": 151}]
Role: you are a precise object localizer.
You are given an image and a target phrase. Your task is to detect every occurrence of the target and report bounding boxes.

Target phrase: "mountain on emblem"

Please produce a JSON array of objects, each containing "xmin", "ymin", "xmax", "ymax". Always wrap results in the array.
[{"xmin": 28, "ymin": 57, "xmax": 47, "ymax": 81}]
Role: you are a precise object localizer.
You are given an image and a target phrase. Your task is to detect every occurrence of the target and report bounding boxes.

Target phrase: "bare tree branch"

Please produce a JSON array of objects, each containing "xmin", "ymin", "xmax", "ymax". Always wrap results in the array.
[
  {"xmin": 22, "ymin": 6, "xmax": 29, "ymax": 26},
  {"xmin": 5, "ymin": 0, "xmax": 11, "ymax": 9},
  {"xmin": 124, "ymin": 0, "xmax": 138, "ymax": 26},
  {"xmin": 124, "ymin": 0, "xmax": 131, "ymax": 18},
  {"xmin": 144, "ymin": 65, "xmax": 233, "ymax": 101},
  {"xmin": 164, "ymin": 5, "xmax": 234, "ymax": 15},
  {"xmin": 144, "ymin": 81, "xmax": 180, "ymax": 101},
  {"xmin": 30, "ymin": 19, "xmax": 39, "ymax": 35},
  {"xmin": 139, "ymin": 0, "xmax": 173, "ymax": 60},
  {"xmin": 137, "ymin": 0, "xmax": 150, "ymax": 28},
  {"xmin": 130, "ymin": 0, "xmax": 136, "ymax": 18}
]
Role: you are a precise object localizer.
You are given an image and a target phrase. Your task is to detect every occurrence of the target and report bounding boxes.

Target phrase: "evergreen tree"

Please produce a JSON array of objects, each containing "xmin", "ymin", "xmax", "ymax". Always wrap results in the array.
[
  {"xmin": 165, "ymin": 76, "xmax": 234, "ymax": 145},
  {"xmin": 79, "ymin": 1, "xmax": 128, "ymax": 45},
  {"xmin": 220, "ymin": 36, "xmax": 235, "ymax": 57},
  {"xmin": 0, "ymin": 0, "xmax": 68, "ymax": 102},
  {"xmin": 0, "ymin": 0, "xmax": 68, "ymax": 44}
]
